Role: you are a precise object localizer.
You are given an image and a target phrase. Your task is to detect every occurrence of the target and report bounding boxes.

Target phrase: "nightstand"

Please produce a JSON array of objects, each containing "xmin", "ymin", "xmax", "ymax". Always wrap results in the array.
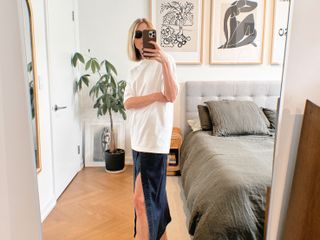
[{"xmin": 167, "ymin": 127, "xmax": 182, "ymax": 176}]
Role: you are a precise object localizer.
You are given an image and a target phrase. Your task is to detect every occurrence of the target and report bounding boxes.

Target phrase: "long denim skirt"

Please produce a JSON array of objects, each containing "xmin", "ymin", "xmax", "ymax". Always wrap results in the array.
[{"xmin": 132, "ymin": 149, "xmax": 172, "ymax": 240}]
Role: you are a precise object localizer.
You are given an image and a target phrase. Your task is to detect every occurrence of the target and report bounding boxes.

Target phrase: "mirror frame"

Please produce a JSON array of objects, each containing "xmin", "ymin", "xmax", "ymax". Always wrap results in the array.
[{"xmin": 25, "ymin": 0, "xmax": 42, "ymax": 173}]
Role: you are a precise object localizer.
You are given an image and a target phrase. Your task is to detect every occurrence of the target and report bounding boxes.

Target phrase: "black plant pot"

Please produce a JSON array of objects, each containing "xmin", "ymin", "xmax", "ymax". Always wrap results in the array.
[{"xmin": 104, "ymin": 148, "xmax": 125, "ymax": 173}]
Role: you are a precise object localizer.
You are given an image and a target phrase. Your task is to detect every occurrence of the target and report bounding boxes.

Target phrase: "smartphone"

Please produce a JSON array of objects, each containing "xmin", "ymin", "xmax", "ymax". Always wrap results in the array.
[{"xmin": 143, "ymin": 29, "xmax": 157, "ymax": 50}]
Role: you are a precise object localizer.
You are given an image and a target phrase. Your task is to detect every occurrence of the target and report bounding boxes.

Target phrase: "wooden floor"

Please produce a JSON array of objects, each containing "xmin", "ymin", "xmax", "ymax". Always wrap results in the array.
[{"xmin": 42, "ymin": 166, "xmax": 191, "ymax": 240}]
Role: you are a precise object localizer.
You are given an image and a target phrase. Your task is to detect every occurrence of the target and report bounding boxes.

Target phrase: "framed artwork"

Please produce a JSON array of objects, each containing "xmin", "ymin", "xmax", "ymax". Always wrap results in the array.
[
  {"xmin": 84, "ymin": 120, "xmax": 125, "ymax": 167},
  {"xmin": 150, "ymin": 0, "xmax": 204, "ymax": 64},
  {"xmin": 209, "ymin": 0, "xmax": 266, "ymax": 64},
  {"xmin": 270, "ymin": 0, "xmax": 290, "ymax": 64}
]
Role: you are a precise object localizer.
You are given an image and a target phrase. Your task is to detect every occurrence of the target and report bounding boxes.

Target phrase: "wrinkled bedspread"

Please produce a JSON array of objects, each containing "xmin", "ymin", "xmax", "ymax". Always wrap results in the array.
[{"xmin": 180, "ymin": 131, "xmax": 274, "ymax": 240}]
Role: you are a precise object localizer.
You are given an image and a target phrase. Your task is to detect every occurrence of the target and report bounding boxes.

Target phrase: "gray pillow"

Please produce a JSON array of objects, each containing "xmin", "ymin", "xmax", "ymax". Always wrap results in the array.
[
  {"xmin": 263, "ymin": 108, "xmax": 277, "ymax": 129},
  {"xmin": 197, "ymin": 105, "xmax": 213, "ymax": 130},
  {"xmin": 204, "ymin": 100, "xmax": 270, "ymax": 136}
]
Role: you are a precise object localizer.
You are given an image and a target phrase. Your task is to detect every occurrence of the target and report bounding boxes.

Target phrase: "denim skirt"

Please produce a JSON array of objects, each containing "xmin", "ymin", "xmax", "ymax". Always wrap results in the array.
[{"xmin": 132, "ymin": 149, "xmax": 172, "ymax": 240}]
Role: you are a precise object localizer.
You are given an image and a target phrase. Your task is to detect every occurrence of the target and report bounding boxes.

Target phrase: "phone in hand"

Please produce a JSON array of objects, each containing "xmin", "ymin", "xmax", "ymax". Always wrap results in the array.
[{"xmin": 143, "ymin": 29, "xmax": 157, "ymax": 50}]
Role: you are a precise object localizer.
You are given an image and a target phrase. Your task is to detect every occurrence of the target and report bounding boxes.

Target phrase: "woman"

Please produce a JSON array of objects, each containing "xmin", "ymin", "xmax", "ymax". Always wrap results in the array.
[{"xmin": 124, "ymin": 18, "xmax": 179, "ymax": 240}]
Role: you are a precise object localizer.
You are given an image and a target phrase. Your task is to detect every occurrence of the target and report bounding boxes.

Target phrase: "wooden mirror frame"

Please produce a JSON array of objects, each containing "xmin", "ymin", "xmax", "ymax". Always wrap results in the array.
[{"xmin": 25, "ymin": 0, "xmax": 42, "ymax": 173}]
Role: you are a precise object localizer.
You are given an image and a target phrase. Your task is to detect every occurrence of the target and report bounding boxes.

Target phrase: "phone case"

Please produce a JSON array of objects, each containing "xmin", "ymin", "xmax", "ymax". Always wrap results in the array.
[{"xmin": 143, "ymin": 29, "xmax": 157, "ymax": 50}]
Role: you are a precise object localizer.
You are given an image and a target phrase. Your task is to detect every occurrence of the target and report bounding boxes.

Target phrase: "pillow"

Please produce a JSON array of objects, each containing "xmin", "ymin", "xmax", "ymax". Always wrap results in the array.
[
  {"xmin": 262, "ymin": 108, "xmax": 277, "ymax": 129},
  {"xmin": 187, "ymin": 119, "xmax": 202, "ymax": 132},
  {"xmin": 197, "ymin": 105, "xmax": 213, "ymax": 130},
  {"xmin": 204, "ymin": 100, "xmax": 270, "ymax": 136}
]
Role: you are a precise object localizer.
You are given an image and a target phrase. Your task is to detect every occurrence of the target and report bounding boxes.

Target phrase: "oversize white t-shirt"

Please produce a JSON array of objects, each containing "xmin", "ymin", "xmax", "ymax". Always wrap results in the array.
[{"xmin": 124, "ymin": 54, "xmax": 179, "ymax": 154}]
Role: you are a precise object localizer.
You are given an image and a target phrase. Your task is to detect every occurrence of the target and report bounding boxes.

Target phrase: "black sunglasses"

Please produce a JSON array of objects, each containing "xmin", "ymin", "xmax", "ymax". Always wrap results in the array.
[{"xmin": 135, "ymin": 30, "xmax": 143, "ymax": 39}]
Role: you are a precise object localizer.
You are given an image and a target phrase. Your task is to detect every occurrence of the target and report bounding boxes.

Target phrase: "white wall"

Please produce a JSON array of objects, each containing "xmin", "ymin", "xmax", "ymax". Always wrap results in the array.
[
  {"xmin": 0, "ymin": 0, "xmax": 41, "ymax": 239},
  {"xmin": 267, "ymin": 0, "xmax": 320, "ymax": 239},
  {"xmin": 29, "ymin": 0, "xmax": 56, "ymax": 220},
  {"xmin": 78, "ymin": 0, "xmax": 285, "ymax": 164}
]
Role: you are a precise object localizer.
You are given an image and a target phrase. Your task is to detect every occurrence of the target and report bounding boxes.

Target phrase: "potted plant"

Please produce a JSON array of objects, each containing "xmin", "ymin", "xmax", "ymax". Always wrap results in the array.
[{"xmin": 71, "ymin": 51, "xmax": 127, "ymax": 173}]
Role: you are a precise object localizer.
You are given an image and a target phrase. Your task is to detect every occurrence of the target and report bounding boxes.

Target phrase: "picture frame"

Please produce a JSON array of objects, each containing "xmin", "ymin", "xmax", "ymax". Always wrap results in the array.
[
  {"xmin": 209, "ymin": 0, "xmax": 266, "ymax": 64},
  {"xmin": 150, "ymin": 0, "xmax": 204, "ymax": 64},
  {"xmin": 84, "ymin": 120, "xmax": 125, "ymax": 167},
  {"xmin": 270, "ymin": 0, "xmax": 290, "ymax": 64}
]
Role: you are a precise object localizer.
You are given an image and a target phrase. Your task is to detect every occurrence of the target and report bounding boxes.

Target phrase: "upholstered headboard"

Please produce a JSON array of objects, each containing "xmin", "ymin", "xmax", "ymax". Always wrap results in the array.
[{"xmin": 181, "ymin": 81, "xmax": 281, "ymax": 136}]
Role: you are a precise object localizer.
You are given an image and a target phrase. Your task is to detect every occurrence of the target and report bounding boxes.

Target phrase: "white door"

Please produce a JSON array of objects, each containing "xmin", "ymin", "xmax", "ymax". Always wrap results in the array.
[{"xmin": 46, "ymin": 0, "xmax": 82, "ymax": 198}]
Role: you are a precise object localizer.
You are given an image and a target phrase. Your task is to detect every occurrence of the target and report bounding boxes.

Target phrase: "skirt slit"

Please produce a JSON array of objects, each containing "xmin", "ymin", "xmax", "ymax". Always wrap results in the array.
[{"xmin": 133, "ymin": 150, "xmax": 172, "ymax": 240}]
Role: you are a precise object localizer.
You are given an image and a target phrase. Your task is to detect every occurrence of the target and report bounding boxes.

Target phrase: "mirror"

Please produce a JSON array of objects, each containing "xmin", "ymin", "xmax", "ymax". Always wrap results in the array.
[
  {"xmin": 22, "ymin": 0, "xmax": 41, "ymax": 173},
  {"xmin": 41, "ymin": 0, "xmax": 291, "ymax": 239}
]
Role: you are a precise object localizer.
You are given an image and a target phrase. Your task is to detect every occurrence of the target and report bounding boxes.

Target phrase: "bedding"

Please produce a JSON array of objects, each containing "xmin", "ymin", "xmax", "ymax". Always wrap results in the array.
[
  {"xmin": 262, "ymin": 108, "xmax": 277, "ymax": 129},
  {"xmin": 197, "ymin": 105, "xmax": 213, "ymax": 130},
  {"xmin": 205, "ymin": 100, "xmax": 270, "ymax": 136},
  {"xmin": 187, "ymin": 119, "xmax": 202, "ymax": 132},
  {"xmin": 180, "ymin": 131, "xmax": 274, "ymax": 240}
]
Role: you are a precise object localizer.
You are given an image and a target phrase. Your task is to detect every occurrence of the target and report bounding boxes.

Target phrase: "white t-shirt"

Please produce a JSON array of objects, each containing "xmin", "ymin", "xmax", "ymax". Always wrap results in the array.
[{"xmin": 124, "ymin": 54, "xmax": 179, "ymax": 154}]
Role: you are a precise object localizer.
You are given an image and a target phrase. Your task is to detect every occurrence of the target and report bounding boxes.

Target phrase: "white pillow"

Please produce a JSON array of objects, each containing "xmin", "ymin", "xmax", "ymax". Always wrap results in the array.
[{"xmin": 187, "ymin": 119, "xmax": 201, "ymax": 132}]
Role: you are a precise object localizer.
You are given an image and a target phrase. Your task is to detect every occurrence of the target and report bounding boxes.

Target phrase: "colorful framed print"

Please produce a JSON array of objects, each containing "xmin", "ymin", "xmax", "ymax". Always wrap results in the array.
[
  {"xmin": 209, "ymin": 0, "xmax": 266, "ymax": 64},
  {"xmin": 270, "ymin": 0, "xmax": 290, "ymax": 64},
  {"xmin": 150, "ymin": 0, "xmax": 204, "ymax": 64}
]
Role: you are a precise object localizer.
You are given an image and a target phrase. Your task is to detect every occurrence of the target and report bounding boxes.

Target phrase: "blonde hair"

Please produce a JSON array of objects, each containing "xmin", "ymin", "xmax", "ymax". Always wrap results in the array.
[{"xmin": 127, "ymin": 18, "xmax": 154, "ymax": 62}]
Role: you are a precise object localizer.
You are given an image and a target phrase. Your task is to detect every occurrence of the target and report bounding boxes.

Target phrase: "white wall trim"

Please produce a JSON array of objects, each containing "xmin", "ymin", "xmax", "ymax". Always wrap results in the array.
[{"xmin": 40, "ymin": 196, "xmax": 56, "ymax": 222}]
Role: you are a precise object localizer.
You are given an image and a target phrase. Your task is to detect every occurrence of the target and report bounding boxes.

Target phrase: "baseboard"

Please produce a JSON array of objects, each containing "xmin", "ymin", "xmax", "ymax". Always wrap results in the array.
[
  {"xmin": 126, "ymin": 156, "xmax": 133, "ymax": 165},
  {"xmin": 85, "ymin": 156, "xmax": 133, "ymax": 167},
  {"xmin": 79, "ymin": 161, "xmax": 84, "ymax": 171},
  {"xmin": 85, "ymin": 162, "xmax": 105, "ymax": 167},
  {"xmin": 41, "ymin": 196, "xmax": 56, "ymax": 222}
]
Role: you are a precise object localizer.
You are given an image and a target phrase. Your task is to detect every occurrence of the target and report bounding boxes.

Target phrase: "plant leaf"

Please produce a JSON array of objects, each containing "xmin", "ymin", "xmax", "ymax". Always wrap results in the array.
[
  {"xmin": 85, "ymin": 59, "xmax": 92, "ymax": 71},
  {"xmin": 71, "ymin": 53, "xmax": 78, "ymax": 67},
  {"xmin": 102, "ymin": 105, "xmax": 108, "ymax": 115},
  {"xmin": 27, "ymin": 62, "xmax": 33, "ymax": 72},
  {"xmin": 80, "ymin": 74, "xmax": 90, "ymax": 87},
  {"xmin": 89, "ymin": 85, "xmax": 97, "ymax": 97},
  {"xmin": 104, "ymin": 60, "xmax": 117, "ymax": 75},
  {"xmin": 72, "ymin": 52, "xmax": 85, "ymax": 67},
  {"xmin": 78, "ymin": 53, "xmax": 85, "ymax": 64},
  {"xmin": 93, "ymin": 100, "xmax": 101, "ymax": 109},
  {"xmin": 94, "ymin": 59, "xmax": 100, "ymax": 71},
  {"xmin": 91, "ymin": 58, "xmax": 100, "ymax": 73},
  {"xmin": 119, "ymin": 108, "xmax": 127, "ymax": 120},
  {"xmin": 110, "ymin": 75, "xmax": 116, "ymax": 89},
  {"xmin": 78, "ymin": 79, "xmax": 82, "ymax": 90}
]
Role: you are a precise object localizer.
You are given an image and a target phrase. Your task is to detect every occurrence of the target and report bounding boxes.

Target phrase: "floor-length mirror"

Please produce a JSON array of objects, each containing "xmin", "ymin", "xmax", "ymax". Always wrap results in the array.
[
  {"xmin": 36, "ymin": 0, "xmax": 291, "ymax": 239},
  {"xmin": 22, "ymin": 0, "xmax": 41, "ymax": 173}
]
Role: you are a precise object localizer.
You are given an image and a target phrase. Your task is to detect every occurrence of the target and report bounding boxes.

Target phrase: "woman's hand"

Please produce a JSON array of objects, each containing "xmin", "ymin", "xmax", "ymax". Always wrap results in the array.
[{"xmin": 142, "ymin": 41, "xmax": 168, "ymax": 65}]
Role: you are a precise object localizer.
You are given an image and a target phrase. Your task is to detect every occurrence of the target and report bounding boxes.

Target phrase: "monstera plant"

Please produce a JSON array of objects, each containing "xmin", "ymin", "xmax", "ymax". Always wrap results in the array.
[{"xmin": 72, "ymin": 51, "xmax": 127, "ymax": 172}]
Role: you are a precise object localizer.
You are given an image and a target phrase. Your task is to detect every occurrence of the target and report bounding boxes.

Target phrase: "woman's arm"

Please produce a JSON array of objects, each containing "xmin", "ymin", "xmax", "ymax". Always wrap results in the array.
[
  {"xmin": 143, "ymin": 41, "xmax": 178, "ymax": 102},
  {"xmin": 124, "ymin": 92, "xmax": 167, "ymax": 110},
  {"xmin": 161, "ymin": 57, "xmax": 178, "ymax": 102}
]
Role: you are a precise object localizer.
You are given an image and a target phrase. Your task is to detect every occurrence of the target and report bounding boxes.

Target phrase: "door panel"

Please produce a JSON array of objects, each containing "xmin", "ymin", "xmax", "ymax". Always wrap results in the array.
[{"xmin": 46, "ymin": 0, "xmax": 81, "ymax": 198}]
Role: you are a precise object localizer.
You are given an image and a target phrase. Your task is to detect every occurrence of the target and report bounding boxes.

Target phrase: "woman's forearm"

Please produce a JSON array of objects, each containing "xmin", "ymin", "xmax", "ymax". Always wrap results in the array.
[
  {"xmin": 161, "ymin": 59, "xmax": 178, "ymax": 102},
  {"xmin": 124, "ymin": 92, "xmax": 166, "ymax": 110}
]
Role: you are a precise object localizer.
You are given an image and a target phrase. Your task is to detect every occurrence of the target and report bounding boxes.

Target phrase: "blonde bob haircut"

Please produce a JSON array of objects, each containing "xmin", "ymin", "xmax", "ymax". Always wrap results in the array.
[{"xmin": 128, "ymin": 18, "xmax": 154, "ymax": 62}]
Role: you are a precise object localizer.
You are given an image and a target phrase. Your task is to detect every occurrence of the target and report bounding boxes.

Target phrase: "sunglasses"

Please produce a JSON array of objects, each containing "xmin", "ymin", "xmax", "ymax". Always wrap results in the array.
[{"xmin": 135, "ymin": 30, "xmax": 143, "ymax": 39}]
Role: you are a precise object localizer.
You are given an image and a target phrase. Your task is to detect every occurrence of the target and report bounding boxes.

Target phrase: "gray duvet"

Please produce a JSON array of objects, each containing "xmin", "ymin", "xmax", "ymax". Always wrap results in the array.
[{"xmin": 180, "ymin": 131, "xmax": 274, "ymax": 240}]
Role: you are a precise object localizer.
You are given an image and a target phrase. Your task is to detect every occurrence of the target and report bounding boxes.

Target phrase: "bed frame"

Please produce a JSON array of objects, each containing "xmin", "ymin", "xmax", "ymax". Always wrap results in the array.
[{"xmin": 180, "ymin": 80, "xmax": 281, "ymax": 136}]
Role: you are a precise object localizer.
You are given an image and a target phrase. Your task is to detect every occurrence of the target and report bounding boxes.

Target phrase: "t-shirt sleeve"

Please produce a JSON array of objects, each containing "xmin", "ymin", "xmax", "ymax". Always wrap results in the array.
[
  {"xmin": 124, "ymin": 70, "xmax": 135, "ymax": 103},
  {"xmin": 161, "ymin": 54, "xmax": 179, "ymax": 96}
]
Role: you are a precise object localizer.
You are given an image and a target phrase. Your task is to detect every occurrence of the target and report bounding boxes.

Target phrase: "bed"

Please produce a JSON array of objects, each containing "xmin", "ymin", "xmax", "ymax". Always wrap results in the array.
[{"xmin": 179, "ymin": 81, "xmax": 280, "ymax": 240}]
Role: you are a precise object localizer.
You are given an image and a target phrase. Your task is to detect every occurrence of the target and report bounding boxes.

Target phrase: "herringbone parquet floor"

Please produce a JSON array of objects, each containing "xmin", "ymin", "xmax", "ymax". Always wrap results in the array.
[
  {"xmin": 42, "ymin": 166, "xmax": 134, "ymax": 240},
  {"xmin": 42, "ymin": 166, "xmax": 192, "ymax": 240}
]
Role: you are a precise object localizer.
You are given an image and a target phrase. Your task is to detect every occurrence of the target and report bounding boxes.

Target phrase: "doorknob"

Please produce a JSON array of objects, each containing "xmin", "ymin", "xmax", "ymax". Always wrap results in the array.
[{"xmin": 54, "ymin": 104, "xmax": 67, "ymax": 111}]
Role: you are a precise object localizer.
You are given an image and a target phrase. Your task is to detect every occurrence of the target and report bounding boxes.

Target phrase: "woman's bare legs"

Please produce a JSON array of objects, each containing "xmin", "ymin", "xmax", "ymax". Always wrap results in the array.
[
  {"xmin": 134, "ymin": 172, "xmax": 149, "ymax": 240},
  {"xmin": 160, "ymin": 231, "xmax": 168, "ymax": 240}
]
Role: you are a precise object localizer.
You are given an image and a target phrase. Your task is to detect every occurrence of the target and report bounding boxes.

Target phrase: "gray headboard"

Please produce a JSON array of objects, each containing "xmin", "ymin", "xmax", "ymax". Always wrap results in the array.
[{"xmin": 181, "ymin": 80, "xmax": 281, "ymax": 136}]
